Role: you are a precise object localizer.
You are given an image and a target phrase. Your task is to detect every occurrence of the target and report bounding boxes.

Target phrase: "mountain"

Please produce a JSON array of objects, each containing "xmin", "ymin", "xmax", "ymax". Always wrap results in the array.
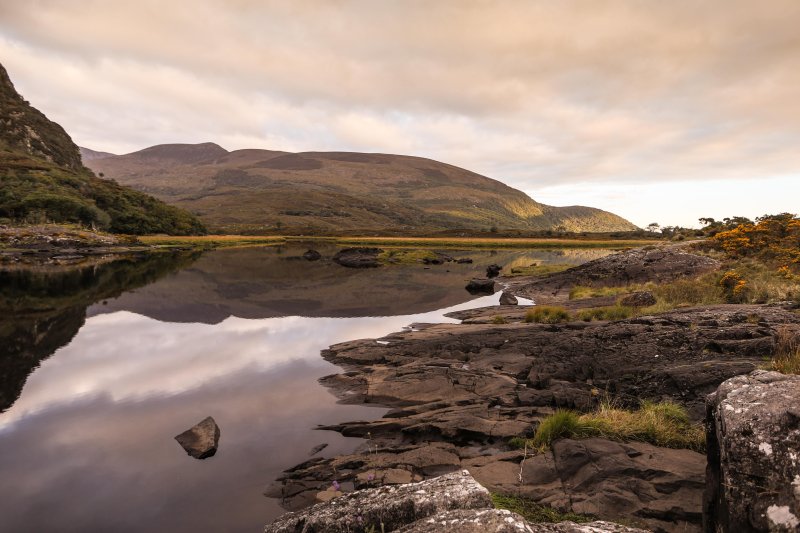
[
  {"xmin": 79, "ymin": 147, "xmax": 116, "ymax": 161},
  {"xmin": 84, "ymin": 143, "xmax": 638, "ymax": 235},
  {"xmin": 0, "ymin": 63, "xmax": 205, "ymax": 235}
]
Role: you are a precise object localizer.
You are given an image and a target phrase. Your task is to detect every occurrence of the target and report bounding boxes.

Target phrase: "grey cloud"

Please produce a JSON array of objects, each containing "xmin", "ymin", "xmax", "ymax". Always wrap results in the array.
[{"xmin": 1, "ymin": 0, "xmax": 800, "ymax": 193}]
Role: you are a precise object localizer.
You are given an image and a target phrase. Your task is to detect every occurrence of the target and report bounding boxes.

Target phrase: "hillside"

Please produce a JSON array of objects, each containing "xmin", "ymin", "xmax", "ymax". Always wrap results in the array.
[
  {"xmin": 84, "ymin": 143, "xmax": 638, "ymax": 235},
  {"xmin": 0, "ymin": 63, "xmax": 206, "ymax": 235}
]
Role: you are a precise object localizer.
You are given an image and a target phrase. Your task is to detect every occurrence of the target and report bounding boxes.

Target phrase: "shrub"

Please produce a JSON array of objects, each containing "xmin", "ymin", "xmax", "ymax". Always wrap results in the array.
[
  {"xmin": 575, "ymin": 305, "xmax": 635, "ymax": 322},
  {"xmin": 569, "ymin": 285, "xmax": 630, "ymax": 300},
  {"xmin": 772, "ymin": 327, "xmax": 800, "ymax": 375},
  {"xmin": 525, "ymin": 306, "xmax": 570, "ymax": 323},
  {"xmin": 491, "ymin": 315, "xmax": 508, "ymax": 324}
]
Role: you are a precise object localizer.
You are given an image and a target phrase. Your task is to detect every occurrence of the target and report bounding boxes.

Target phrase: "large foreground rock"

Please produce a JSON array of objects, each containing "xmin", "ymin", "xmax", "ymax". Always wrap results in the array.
[
  {"xmin": 174, "ymin": 416, "xmax": 220, "ymax": 459},
  {"xmin": 265, "ymin": 470, "xmax": 649, "ymax": 533},
  {"xmin": 705, "ymin": 370, "xmax": 800, "ymax": 532},
  {"xmin": 265, "ymin": 470, "xmax": 492, "ymax": 532}
]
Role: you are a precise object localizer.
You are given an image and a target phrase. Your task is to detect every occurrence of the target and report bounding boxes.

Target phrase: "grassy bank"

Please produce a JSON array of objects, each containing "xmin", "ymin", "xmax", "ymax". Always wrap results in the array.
[{"xmin": 137, "ymin": 234, "xmax": 656, "ymax": 250}]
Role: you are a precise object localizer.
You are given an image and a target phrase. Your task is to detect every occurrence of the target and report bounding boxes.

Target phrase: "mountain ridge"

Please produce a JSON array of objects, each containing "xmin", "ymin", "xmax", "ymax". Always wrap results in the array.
[
  {"xmin": 84, "ymin": 142, "xmax": 638, "ymax": 235},
  {"xmin": 0, "ymin": 63, "xmax": 206, "ymax": 235}
]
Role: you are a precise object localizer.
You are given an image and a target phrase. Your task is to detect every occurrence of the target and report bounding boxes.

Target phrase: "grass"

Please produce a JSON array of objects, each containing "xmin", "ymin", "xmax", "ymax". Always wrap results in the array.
[
  {"xmin": 506, "ymin": 263, "xmax": 573, "ymax": 277},
  {"xmin": 515, "ymin": 401, "xmax": 705, "ymax": 452},
  {"xmin": 377, "ymin": 248, "xmax": 438, "ymax": 264},
  {"xmin": 138, "ymin": 235, "xmax": 286, "ymax": 248},
  {"xmin": 575, "ymin": 305, "xmax": 636, "ymax": 322},
  {"xmin": 324, "ymin": 236, "xmax": 655, "ymax": 249},
  {"xmin": 525, "ymin": 306, "xmax": 570, "ymax": 323},
  {"xmin": 772, "ymin": 327, "xmax": 800, "ymax": 375},
  {"xmin": 569, "ymin": 285, "xmax": 631, "ymax": 299},
  {"xmin": 491, "ymin": 315, "xmax": 509, "ymax": 324},
  {"xmin": 491, "ymin": 493, "xmax": 593, "ymax": 523}
]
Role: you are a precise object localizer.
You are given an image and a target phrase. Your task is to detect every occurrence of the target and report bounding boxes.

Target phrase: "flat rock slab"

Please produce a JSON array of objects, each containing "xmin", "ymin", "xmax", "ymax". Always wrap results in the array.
[
  {"xmin": 264, "ymin": 470, "xmax": 492, "ymax": 533},
  {"xmin": 175, "ymin": 416, "xmax": 220, "ymax": 459},
  {"xmin": 705, "ymin": 370, "xmax": 800, "ymax": 532}
]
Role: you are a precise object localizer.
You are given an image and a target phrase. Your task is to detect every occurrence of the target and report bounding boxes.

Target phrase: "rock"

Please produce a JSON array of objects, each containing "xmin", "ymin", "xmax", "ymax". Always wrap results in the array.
[
  {"xmin": 308, "ymin": 443, "xmax": 328, "ymax": 456},
  {"xmin": 456, "ymin": 258, "xmax": 474, "ymax": 264},
  {"xmin": 487, "ymin": 263, "xmax": 503, "ymax": 278},
  {"xmin": 619, "ymin": 291, "xmax": 657, "ymax": 307},
  {"xmin": 174, "ymin": 416, "xmax": 220, "ymax": 459},
  {"xmin": 704, "ymin": 370, "xmax": 800, "ymax": 532},
  {"xmin": 264, "ymin": 470, "xmax": 492, "ymax": 533},
  {"xmin": 499, "ymin": 291, "xmax": 518, "ymax": 305},
  {"xmin": 423, "ymin": 257, "xmax": 444, "ymax": 265},
  {"xmin": 302, "ymin": 249, "xmax": 321, "ymax": 261},
  {"xmin": 514, "ymin": 246, "xmax": 719, "ymax": 304},
  {"xmin": 332, "ymin": 247, "xmax": 383, "ymax": 268},
  {"xmin": 465, "ymin": 278, "xmax": 495, "ymax": 294},
  {"xmin": 531, "ymin": 522, "xmax": 650, "ymax": 532},
  {"xmin": 395, "ymin": 509, "xmax": 535, "ymax": 532}
]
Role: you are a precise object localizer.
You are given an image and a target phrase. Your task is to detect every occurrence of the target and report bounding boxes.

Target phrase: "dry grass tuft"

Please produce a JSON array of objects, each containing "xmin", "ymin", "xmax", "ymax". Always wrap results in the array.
[
  {"xmin": 525, "ymin": 306, "xmax": 570, "ymax": 324},
  {"xmin": 772, "ymin": 327, "xmax": 800, "ymax": 375}
]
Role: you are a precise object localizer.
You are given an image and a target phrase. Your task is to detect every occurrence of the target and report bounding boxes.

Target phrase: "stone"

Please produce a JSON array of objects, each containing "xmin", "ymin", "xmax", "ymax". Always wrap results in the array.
[
  {"xmin": 465, "ymin": 278, "xmax": 495, "ymax": 294},
  {"xmin": 264, "ymin": 470, "xmax": 492, "ymax": 533},
  {"xmin": 332, "ymin": 247, "xmax": 383, "ymax": 268},
  {"xmin": 302, "ymin": 249, "xmax": 322, "ymax": 261},
  {"xmin": 308, "ymin": 443, "xmax": 328, "ymax": 456},
  {"xmin": 456, "ymin": 258, "xmax": 474, "ymax": 264},
  {"xmin": 619, "ymin": 291, "xmax": 657, "ymax": 307},
  {"xmin": 395, "ymin": 509, "xmax": 534, "ymax": 532},
  {"xmin": 499, "ymin": 291, "xmax": 519, "ymax": 305},
  {"xmin": 487, "ymin": 263, "xmax": 503, "ymax": 278},
  {"xmin": 174, "ymin": 416, "xmax": 220, "ymax": 459},
  {"xmin": 704, "ymin": 370, "xmax": 800, "ymax": 532}
]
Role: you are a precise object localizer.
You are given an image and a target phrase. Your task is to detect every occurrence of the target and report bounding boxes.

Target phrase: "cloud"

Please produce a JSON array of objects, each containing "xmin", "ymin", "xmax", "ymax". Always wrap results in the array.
[{"xmin": 0, "ymin": 0, "xmax": 799, "ymax": 221}]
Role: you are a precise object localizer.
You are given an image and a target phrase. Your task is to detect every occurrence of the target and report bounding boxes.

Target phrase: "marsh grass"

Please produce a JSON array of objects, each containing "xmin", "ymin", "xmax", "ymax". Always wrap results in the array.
[
  {"xmin": 772, "ymin": 327, "xmax": 800, "ymax": 375},
  {"xmin": 517, "ymin": 401, "xmax": 705, "ymax": 452},
  {"xmin": 525, "ymin": 306, "xmax": 570, "ymax": 323},
  {"xmin": 491, "ymin": 493, "xmax": 593, "ymax": 523},
  {"xmin": 507, "ymin": 264, "xmax": 573, "ymax": 277}
]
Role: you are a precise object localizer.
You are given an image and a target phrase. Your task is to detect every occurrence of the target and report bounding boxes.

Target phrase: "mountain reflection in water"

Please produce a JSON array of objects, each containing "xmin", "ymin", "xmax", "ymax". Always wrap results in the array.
[{"xmin": 0, "ymin": 245, "xmax": 613, "ymax": 532}]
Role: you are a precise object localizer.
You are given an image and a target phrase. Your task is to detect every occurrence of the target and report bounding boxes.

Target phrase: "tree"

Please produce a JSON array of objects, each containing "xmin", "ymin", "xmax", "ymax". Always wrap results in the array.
[{"xmin": 646, "ymin": 222, "xmax": 661, "ymax": 233}]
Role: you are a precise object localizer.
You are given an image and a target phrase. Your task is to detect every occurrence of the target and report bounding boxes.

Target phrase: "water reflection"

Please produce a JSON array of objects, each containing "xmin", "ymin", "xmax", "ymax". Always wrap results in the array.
[{"xmin": 0, "ymin": 245, "xmax": 612, "ymax": 532}]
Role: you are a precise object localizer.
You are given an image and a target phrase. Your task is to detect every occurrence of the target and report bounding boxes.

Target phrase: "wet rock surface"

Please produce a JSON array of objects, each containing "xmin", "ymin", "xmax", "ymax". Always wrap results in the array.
[
  {"xmin": 268, "ymin": 304, "xmax": 799, "ymax": 530},
  {"xmin": 704, "ymin": 370, "xmax": 800, "ymax": 532},
  {"xmin": 302, "ymin": 249, "xmax": 322, "ymax": 261},
  {"xmin": 174, "ymin": 416, "xmax": 220, "ymax": 459},
  {"xmin": 332, "ymin": 247, "xmax": 383, "ymax": 268},
  {"xmin": 509, "ymin": 246, "xmax": 719, "ymax": 304}
]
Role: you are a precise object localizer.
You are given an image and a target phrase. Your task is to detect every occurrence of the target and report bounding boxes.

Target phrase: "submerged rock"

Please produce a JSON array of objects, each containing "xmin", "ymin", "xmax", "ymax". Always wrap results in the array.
[
  {"xmin": 456, "ymin": 258, "xmax": 473, "ymax": 264},
  {"xmin": 332, "ymin": 247, "xmax": 383, "ymax": 268},
  {"xmin": 486, "ymin": 263, "xmax": 503, "ymax": 278},
  {"xmin": 705, "ymin": 370, "xmax": 800, "ymax": 532},
  {"xmin": 499, "ymin": 291, "xmax": 518, "ymax": 305},
  {"xmin": 465, "ymin": 278, "xmax": 495, "ymax": 294},
  {"xmin": 174, "ymin": 416, "xmax": 220, "ymax": 459},
  {"xmin": 302, "ymin": 249, "xmax": 321, "ymax": 261}
]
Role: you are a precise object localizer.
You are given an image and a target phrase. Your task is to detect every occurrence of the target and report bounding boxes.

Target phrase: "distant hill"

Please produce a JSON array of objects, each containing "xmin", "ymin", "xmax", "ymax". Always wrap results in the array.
[
  {"xmin": 84, "ymin": 143, "xmax": 638, "ymax": 235},
  {"xmin": 0, "ymin": 63, "xmax": 206, "ymax": 235},
  {"xmin": 79, "ymin": 147, "xmax": 117, "ymax": 161}
]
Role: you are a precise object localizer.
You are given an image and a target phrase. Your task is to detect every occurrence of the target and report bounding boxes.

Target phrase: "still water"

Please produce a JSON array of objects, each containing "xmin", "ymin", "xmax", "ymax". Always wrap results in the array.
[{"xmin": 0, "ymin": 245, "xmax": 612, "ymax": 532}]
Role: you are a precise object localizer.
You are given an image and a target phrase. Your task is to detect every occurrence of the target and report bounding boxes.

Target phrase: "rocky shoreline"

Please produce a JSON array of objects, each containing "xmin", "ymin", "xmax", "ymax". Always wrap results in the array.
[{"xmin": 264, "ymin": 246, "xmax": 800, "ymax": 532}]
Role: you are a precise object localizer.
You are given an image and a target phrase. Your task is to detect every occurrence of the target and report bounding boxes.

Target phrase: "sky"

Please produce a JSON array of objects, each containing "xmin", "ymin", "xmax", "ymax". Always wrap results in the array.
[{"xmin": 1, "ymin": 1, "xmax": 798, "ymax": 228}]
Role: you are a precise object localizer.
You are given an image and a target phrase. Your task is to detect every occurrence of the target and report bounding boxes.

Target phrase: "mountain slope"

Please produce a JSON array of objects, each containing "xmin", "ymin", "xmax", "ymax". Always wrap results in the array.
[
  {"xmin": 85, "ymin": 143, "xmax": 638, "ymax": 234},
  {"xmin": 0, "ymin": 63, "xmax": 206, "ymax": 235}
]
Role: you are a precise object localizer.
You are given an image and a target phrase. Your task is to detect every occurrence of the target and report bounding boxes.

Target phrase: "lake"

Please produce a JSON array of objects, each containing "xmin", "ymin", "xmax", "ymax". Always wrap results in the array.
[{"xmin": 0, "ymin": 244, "xmax": 613, "ymax": 532}]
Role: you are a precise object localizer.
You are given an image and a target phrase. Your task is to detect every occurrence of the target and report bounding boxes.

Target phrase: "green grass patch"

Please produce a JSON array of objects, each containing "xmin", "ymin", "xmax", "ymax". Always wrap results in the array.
[
  {"xmin": 575, "ymin": 305, "xmax": 636, "ymax": 322},
  {"xmin": 519, "ymin": 401, "xmax": 705, "ymax": 452},
  {"xmin": 377, "ymin": 248, "xmax": 438, "ymax": 264},
  {"xmin": 525, "ymin": 306, "xmax": 570, "ymax": 323},
  {"xmin": 491, "ymin": 493, "xmax": 593, "ymax": 523},
  {"xmin": 507, "ymin": 263, "xmax": 573, "ymax": 277},
  {"xmin": 138, "ymin": 235, "xmax": 286, "ymax": 248}
]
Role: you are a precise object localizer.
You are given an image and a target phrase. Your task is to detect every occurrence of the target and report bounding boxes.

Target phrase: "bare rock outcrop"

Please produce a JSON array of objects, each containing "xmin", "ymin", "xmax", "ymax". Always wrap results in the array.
[
  {"xmin": 704, "ymin": 370, "xmax": 800, "ymax": 532},
  {"xmin": 264, "ymin": 470, "xmax": 492, "ymax": 532}
]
